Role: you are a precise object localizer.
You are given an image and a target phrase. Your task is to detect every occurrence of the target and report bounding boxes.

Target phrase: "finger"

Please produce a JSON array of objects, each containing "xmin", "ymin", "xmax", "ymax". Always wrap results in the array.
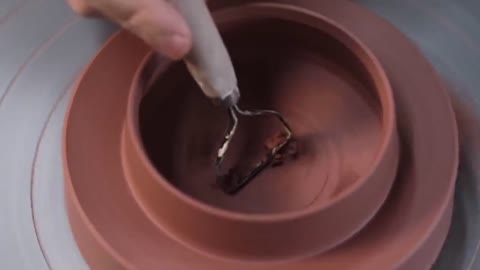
[
  {"xmin": 121, "ymin": 0, "xmax": 192, "ymax": 59},
  {"xmin": 71, "ymin": 0, "xmax": 192, "ymax": 59},
  {"xmin": 67, "ymin": 0, "xmax": 101, "ymax": 17}
]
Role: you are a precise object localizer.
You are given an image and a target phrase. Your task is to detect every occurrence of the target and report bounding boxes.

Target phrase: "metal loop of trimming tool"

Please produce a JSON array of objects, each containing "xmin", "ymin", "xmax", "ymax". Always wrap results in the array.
[{"xmin": 215, "ymin": 105, "xmax": 293, "ymax": 194}]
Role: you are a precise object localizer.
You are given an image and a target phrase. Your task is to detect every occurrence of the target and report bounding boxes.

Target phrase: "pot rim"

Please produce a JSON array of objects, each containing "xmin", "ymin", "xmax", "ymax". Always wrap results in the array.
[{"xmin": 124, "ymin": 3, "xmax": 396, "ymax": 223}]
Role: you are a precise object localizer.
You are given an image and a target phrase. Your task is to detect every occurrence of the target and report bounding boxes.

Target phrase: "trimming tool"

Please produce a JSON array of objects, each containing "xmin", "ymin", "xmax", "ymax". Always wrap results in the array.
[{"xmin": 176, "ymin": 0, "xmax": 294, "ymax": 194}]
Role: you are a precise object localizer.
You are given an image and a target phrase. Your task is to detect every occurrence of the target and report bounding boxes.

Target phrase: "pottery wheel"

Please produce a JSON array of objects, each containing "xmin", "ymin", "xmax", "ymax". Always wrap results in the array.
[{"xmin": 0, "ymin": 0, "xmax": 479, "ymax": 269}]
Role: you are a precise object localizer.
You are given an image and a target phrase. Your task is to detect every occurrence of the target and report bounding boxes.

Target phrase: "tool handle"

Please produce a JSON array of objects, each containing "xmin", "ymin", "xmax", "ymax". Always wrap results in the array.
[{"xmin": 175, "ymin": 0, "xmax": 239, "ymax": 106}]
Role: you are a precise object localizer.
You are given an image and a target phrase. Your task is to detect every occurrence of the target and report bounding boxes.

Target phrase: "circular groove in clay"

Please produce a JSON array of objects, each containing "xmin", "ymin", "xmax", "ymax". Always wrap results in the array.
[
  {"xmin": 121, "ymin": 5, "xmax": 398, "ymax": 261},
  {"xmin": 63, "ymin": 1, "xmax": 458, "ymax": 269}
]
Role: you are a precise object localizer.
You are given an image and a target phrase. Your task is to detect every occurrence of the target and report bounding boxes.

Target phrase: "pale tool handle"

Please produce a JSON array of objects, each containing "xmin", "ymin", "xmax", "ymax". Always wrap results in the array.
[{"xmin": 174, "ymin": 0, "xmax": 240, "ymax": 106}]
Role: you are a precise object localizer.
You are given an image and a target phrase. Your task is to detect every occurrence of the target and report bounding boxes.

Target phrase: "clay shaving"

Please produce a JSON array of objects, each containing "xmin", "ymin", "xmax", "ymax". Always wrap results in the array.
[{"xmin": 215, "ymin": 132, "xmax": 298, "ymax": 194}]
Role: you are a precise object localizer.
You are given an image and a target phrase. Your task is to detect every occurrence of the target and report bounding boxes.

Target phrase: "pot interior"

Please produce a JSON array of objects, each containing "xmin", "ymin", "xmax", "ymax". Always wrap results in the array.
[{"xmin": 137, "ymin": 17, "xmax": 384, "ymax": 214}]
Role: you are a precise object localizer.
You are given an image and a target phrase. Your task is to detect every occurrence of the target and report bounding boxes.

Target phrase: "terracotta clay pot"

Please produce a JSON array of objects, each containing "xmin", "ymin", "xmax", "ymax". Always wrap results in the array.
[
  {"xmin": 121, "ymin": 5, "xmax": 398, "ymax": 261},
  {"xmin": 64, "ymin": 1, "xmax": 458, "ymax": 269}
]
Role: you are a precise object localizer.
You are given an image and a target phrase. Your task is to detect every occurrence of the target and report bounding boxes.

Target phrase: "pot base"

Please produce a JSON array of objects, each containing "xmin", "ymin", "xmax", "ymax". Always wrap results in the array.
[{"xmin": 64, "ymin": 1, "xmax": 458, "ymax": 269}]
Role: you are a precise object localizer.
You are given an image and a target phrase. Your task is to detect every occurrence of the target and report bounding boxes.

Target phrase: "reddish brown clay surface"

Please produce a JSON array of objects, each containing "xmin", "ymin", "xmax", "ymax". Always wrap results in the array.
[
  {"xmin": 123, "ymin": 7, "xmax": 398, "ymax": 261},
  {"xmin": 63, "ymin": 1, "xmax": 458, "ymax": 270}
]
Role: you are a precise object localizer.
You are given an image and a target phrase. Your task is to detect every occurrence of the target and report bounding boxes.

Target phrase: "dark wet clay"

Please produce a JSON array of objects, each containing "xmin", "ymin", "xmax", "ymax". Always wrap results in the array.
[{"xmin": 63, "ymin": 1, "xmax": 458, "ymax": 269}]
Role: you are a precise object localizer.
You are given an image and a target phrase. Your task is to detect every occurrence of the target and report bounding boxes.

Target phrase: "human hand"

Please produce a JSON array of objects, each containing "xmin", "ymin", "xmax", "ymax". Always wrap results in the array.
[{"xmin": 68, "ymin": 0, "xmax": 192, "ymax": 59}]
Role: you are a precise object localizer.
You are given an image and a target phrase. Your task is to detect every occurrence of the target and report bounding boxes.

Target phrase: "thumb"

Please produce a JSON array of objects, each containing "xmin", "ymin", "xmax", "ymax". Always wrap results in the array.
[
  {"xmin": 69, "ymin": 0, "xmax": 192, "ymax": 59},
  {"xmin": 121, "ymin": 0, "xmax": 192, "ymax": 59}
]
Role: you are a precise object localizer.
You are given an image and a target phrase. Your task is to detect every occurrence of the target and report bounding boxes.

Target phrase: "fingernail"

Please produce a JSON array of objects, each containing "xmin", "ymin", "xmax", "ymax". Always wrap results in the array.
[{"xmin": 162, "ymin": 33, "xmax": 192, "ymax": 60}]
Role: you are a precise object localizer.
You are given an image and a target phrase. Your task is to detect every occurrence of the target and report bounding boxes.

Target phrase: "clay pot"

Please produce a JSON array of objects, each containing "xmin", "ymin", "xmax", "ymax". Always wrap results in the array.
[
  {"xmin": 121, "ymin": 4, "xmax": 398, "ymax": 261},
  {"xmin": 64, "ymin": 1, "xmax": 458, "ymax": 269}
]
